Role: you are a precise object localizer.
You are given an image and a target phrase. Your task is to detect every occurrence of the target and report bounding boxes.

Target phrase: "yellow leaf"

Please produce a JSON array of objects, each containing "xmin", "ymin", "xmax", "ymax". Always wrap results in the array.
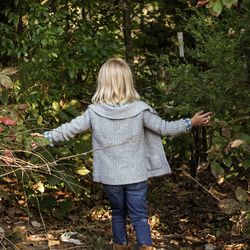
[
  {"xmin": 0, "ymin": 67, "xmax": 19, "ymax": 75},
  {"xmin": 0, "ymin": 74, "xmax": 13, "ymax": 88},
  {"xmin": 231, "ymin": 139, "xmax": 245, "ymax": 148},
  {"xmin": 52, "ymin": 101, "xmax": 60, "ymax": 111}
]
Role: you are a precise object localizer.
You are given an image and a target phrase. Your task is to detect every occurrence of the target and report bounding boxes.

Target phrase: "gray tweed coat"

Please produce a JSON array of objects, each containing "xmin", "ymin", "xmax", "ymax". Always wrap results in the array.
[{"xmin": 45, "ymin": 101, "xmax": 191, "ymax": 185}]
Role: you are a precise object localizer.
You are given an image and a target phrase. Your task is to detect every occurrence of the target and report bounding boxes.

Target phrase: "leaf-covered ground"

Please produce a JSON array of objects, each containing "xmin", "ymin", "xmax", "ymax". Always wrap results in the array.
[{"xmin": 0, "ymin": 164, "xmax": 249, "ymax": 250}]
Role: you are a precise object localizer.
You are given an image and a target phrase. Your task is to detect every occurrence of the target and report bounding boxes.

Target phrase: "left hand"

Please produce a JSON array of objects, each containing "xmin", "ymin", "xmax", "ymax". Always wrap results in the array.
[
  {"xmin": 191, "ymin": 111, "xmax": 212, "ymax": 126},
  {"xmin": 30, "ymin": 133, "xmax": 44, "ymax": 137},
  {"xmin": 30, "ymin": 133, "xmax": 44, "ymax": 149}
]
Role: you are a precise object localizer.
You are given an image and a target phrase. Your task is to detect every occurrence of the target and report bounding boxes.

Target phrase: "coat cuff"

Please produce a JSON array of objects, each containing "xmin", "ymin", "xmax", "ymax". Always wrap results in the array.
[
  {"xmin": 184, "ymin": 118, "xmax": 192, "ymax": 132},
  {"xmin": 43, "ymin": 131, "xmax": 54, "ymax": 146}
]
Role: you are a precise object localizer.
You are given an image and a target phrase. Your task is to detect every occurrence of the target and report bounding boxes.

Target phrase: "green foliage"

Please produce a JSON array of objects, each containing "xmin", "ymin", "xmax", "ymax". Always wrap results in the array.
[
  {"xmin": 0, "ymin": 94, "xmax": 92, "ymax": 218},
  {"xmin": 30, "ymin": 194, "xmax": 74, "ymax": 219},
  {"xmin": 0, "ymin": 1, "xmax": 122, "ymax": 94},
  {"xmin": 196, "ymin": 0, "xmax": 239, "ymax": 16},
  {"xmin": 0, "ymin": 0, "xmax": 249, "ymax": 234},
  {"xmin": 208, "ymin": 0, "xmax": 238, "ymax": 16},
  {"xmin": 135, "ymin": 2, "xmax": 250, "ymax": 237},
  {"xmin": 0, "ymin": 1, "xmax": 123, "ymax": 220}
]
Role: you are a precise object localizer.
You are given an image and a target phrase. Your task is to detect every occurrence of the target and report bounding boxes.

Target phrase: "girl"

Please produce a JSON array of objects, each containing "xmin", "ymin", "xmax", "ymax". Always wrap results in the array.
[{"xmin": 34, "ymin": 58, "xmax": 211, "ymax": 250}]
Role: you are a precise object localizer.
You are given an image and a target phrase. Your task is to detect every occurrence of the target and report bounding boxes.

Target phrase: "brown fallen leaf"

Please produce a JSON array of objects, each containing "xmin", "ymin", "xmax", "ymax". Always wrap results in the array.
[
  {"xmin": 196, "ymin": 0, "xmax": 209, "ymax": 7},
  {"xmin": 48, "ymin": 239, "xmax": 60, "ymax": 247},
  {"xmin": 2, "ymin": 149, "xmax": 15, "ymax": 165}
]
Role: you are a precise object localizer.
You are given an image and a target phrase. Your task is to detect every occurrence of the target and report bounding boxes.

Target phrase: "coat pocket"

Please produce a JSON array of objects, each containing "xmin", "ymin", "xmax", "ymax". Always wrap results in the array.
[{"xmin": 147, "ymin": 155, "xmax": 162, "ymax": 170}]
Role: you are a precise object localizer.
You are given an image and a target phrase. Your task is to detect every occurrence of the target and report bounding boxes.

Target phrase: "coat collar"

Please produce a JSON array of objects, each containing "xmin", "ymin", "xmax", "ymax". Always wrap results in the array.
[{"xmin": 89, "ymin": 101, "xmax": 157, "ymax": 119}]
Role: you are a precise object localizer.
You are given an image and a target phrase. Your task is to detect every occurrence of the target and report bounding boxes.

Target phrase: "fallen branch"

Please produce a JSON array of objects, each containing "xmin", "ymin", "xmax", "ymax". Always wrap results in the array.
[{"xmin": 182, "ymin": 170, "xmax": 221, "ymax": 201}]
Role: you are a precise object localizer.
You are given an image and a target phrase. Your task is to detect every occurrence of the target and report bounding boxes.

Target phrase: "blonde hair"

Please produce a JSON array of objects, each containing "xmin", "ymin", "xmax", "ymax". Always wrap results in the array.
[{"xmin": 92, "ymin": 58, "xmax": 140, "ymax": 105}]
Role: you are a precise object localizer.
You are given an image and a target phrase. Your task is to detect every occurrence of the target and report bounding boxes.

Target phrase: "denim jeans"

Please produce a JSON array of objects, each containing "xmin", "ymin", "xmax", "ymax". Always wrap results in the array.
[{"xmin": 104, "ymin": 181, "xmax": 152, "ymax": 246}]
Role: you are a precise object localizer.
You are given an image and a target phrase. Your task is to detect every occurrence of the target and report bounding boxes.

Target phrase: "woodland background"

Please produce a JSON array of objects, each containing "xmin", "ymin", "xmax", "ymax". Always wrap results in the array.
[{"xmin": 0, "ymin": 0, "xmax": 250, "ymax": 249}]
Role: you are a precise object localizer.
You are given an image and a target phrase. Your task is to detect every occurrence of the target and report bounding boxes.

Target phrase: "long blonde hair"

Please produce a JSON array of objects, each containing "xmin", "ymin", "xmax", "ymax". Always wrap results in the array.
[{"xmin": 92, "ymin": 58, "xmax": 140, "ymax": 105}]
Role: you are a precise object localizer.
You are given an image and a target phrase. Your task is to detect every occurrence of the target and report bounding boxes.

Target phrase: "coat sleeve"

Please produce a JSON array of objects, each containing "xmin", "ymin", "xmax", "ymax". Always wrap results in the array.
[
  {"xmin": 143, "ymin": 109, "xmax": 192, "ymax": 136},
  {"xmin": 44, "ymin": 109, "xmax": 91, "ymax": 143}
]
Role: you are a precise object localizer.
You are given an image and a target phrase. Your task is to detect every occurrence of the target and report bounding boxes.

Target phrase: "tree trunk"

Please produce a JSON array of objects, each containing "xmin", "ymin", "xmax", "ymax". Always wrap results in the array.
[
  {"xmin": 82, "ymin": 0, "xmax": 86, "ymax": 19},
  {"xmin": 122, "ymin": 0, "xmax": 135, "ymax": 79},
  {"xmin": 201, "ymin": 127, "xmax": 207, "ymax": 162},
  {"xmin": 246, "ymin": 49, "xmax": 250, "ymax": 84},
  {"xmin": 17, "ymin": 6, "xmax": 23, "ymax": 34},
  {"xmin": 191, "ymin": 127, "xmax": 201, "ymax": 176}
]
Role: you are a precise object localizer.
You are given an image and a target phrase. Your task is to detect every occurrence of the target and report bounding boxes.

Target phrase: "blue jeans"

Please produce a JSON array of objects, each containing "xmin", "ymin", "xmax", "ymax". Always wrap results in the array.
[{"xmin": 104, "ymin": 181, "xmax": 152, "ymax": 246}]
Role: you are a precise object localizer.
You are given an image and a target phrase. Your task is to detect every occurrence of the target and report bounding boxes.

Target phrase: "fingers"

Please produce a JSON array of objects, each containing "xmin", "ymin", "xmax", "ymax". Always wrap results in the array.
[
  {"xmin": 194, "ymin": 111, "xmax": 213, "ymax": 126},
  {"xmin": 204, "ymin": 118, "xmax": 210, "ymax": 125},
  {"xmin": 202, "ymin": 112, "xmax": 213, "ymax": 125},
  {"xmin": 200, "ymin": 113, "xmax": 212, "ymax": 123},
  {"xmin": 31, "ymin": 143, "xmax": 38, "ymax": 150},
  {"xmin": 31, "ymin": 133, "xmax": 44, "ymax": 137},
  {"xmin": 201, "ymin": 112, "xmax": 213, "ymax": 117},
  {"xmin": 195, "ymin": 112, "xmax": 212, "ymax": 119},
  {"xmin": 195, "ymin": 111, "xmax": 212, "ymax": 117},
  {"xmin": 196, "ymin": 110, "xmax": 204, "ymax": 116},
  {"xmin": 30, "ymin": 133, "xmax": 44, "ymax": 150}
]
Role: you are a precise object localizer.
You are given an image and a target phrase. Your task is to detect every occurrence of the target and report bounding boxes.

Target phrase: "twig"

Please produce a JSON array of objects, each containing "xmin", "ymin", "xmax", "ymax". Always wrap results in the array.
[
  {"xmin": 0, "ymin": 149, "xmax": 52, "ymax": 174},
  {"xmin": 182, "ymin": 170, "xmax": 221, "ymax": 201},
  {"xmin": 23, "ymin": 169, "xmax": 52, "ymax": 250},
  {"xmin": 1, "ymin": 234, "xmax": 20, "ymax": 249},
  {"xmin": 40, "ymin": 135, "xmax": 141, "ymax": 167},
  {"xmin": 0, "ymin": 166, "xmax": 89, "ymax": 192},
  {"xmin": 0, "ymin": 241, "xmax": 7, "ymax": 250}
]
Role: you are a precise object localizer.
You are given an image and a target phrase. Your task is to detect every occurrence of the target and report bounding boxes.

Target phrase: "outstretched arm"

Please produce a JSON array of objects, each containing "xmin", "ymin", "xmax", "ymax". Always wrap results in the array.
[
  {"xmin": 32, "ymin": 109, "xmax": 91, "ymax": 145},
  {"xmin": 143, "ymin": 110, "xmax": 212, "ymax": 136}
]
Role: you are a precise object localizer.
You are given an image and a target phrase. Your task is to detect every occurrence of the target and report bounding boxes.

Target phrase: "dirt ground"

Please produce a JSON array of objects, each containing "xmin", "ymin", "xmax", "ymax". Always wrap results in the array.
[{"xmin": 0, "ymin": 165, "xmax": 249, "ymax": 250}]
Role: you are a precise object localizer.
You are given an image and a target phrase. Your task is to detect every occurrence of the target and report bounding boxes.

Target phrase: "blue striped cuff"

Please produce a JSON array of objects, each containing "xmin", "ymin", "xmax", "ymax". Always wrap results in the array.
[
  {"xmin": 43, "ymin": 131, "xmax": 54, "ymax": 146},
  {"xmin": 184, "ymin": 118, "xmax": 192, "ymax": 132}
]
